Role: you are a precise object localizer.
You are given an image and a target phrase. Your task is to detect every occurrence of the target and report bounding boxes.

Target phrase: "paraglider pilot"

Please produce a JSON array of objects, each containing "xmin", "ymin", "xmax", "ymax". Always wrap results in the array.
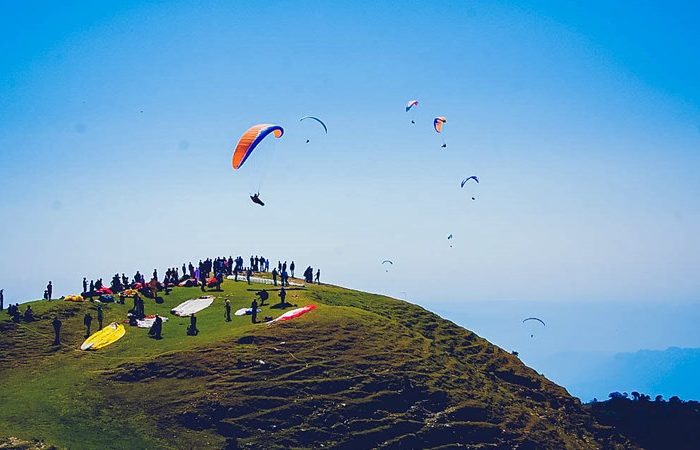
[{"xmin": 250, "ymin": 193, "xmax": 265, "ymax": 206}]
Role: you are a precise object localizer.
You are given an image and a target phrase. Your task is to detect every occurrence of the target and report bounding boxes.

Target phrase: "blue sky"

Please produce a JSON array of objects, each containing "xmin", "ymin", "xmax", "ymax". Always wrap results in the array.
[{"xmin": 1, "ymin": 0, "xmax": 699, "ymax": 398}]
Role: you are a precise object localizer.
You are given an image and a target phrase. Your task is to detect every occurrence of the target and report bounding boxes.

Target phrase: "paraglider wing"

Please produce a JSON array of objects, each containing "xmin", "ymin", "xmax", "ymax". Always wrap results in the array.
[
  {"xmin": 232, "ymin": 124, "xmax": 284, "ymax": 170},
  {"xmin": 434, "ymin": 116, "xmax": 447, "ymax": 133},
  {"xmin": 299, "ymin": 116, "xmax": 328, "ymax": 134},
  {"xmin": 447, "ymin": 234, "xmax": 453, "ymax": 240},
  {"xmin": 522, "ymin": 317, "xmax": 546, "ymax": 327},
  {"xmin": 382, "ymin": 260, "xmax": 394, "ymax": 265},
  {"xmin": 405, "ymin": 100, "xmax": 419, "ymax": 112},
  {"xmin": 461, "ymin": 176, "xmax": 479, "ymax": 188}
]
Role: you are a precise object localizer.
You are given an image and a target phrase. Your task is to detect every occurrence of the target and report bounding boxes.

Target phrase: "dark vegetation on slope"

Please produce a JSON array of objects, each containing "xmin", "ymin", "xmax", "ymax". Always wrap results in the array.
[
  {"xmin": 0, "ymin": 281, "xmax": 640, "ymax": 449},
  {"xmin": 586, "ymin": 396, "xmax": 700, "ymax": 450}
]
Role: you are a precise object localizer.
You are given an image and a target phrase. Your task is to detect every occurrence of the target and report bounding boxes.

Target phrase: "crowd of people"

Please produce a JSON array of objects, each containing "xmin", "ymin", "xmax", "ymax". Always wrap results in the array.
[{"xmin": 1, "ymin": 254, "xmax": 322, "ymax": 346}]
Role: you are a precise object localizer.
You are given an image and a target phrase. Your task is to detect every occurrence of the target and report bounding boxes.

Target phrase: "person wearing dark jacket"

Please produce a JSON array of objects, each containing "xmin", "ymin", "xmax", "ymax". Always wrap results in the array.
[
  {"xmin": 0, "ymin": 289, "xmax": 3, "ymax": 311},
  {"xmin": 52, "ymin": 316, "xmax": 62, "ymax": 345},
  {"xmin": 186, "ymin": 314, "xmax": 199, "ymax": 336},
  {"xmin": 224, "ymin": 299, "xmax": 232, "ymax": 322},
  {"xmin": 83, "ymin": 313, "xmax": 93, "ymax": 337},
  {"xmin": 47, "ymin": 281, "xmax": 53, "ymax": 301},
  {"xmin": 23, "ymin": 305, "xmax": 34, "ymax": 322},
  {"xmin": 149, "ymin": 315, "xmax": 163, "ymax": 339},
  {"xmin": 96, "ymin": 305, "xmax": 104, "ymax": 330},
  {"xmin": 278, "ymin": 287, "xmax": 287, "ymax": 305},
  {"xmin": 251, "ymin": 298, "xmax": 258, "ymax": 324}
]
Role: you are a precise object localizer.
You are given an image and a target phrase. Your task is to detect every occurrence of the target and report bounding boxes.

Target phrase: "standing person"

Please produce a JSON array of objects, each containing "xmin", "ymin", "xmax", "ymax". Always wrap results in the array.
[
  {"xmin": 272, "ymin": 268, "xmax": 278, "ymax": 286},
  {"xmin": 89, "ymin": 280, "xmax": 95, "ymax": 301},
  {"xmin": 83, "ymin": 312, "xmax": 93, "ymax": 337},
  {"xmin": 52, "ymin": 316, "xmax": 62, "ymax": 346},
  {"xmin": 246, "ymin": 268, "xmax": 252, "ymax": 285},
  {"xmin": 199, "ymin": 271, "xmax": 207, "ymax": 292},
  {"xmin": 47, "ymin": 281, "xmax": 53, "ymax": 301},
  {"xmin": 82, "ymin": 278, "xmax": 87, "ymax": 293},
  {"xmin": 277, "ymin": 261, "xmax": 282, "ymax": 272},
  {"xmin": 290, "ymin": 261, "xmax": 295, "ymax": 278},
  {"xmin": 0, "ymin": 289, "xmax": 3, "ymax": 311},
  {"xmin": 250, "ymin": 298, "xmax": 258, "ymax": 324},
  {"xmin": 187, "ymin": 314, "xmax": 199, "ymax": 336},
  {"xmin": 315, "ymin": 269, "xmax": 321, "ymax": 284},
  {"xmin": 224, "ymin": 299, "xmax": 232, "ymax": 322},
  {"xmin": 278, "ymin": 287, "xmax": 287, "ymax": 305},
  {"xmin": 96, "ymin": 305, "xmax": 104, "ymax": 330},
  {"xmin": 282, "ymin": 261, "xmax": 287, "ymax": 273}
]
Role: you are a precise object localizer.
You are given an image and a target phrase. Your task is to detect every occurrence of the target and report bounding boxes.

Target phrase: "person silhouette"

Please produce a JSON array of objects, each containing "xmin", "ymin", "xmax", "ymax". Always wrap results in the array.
[
  {"xmin": 52, "ymin": 316, "xmax": 62, "ymax": 345},
  {"xmin": 250, "ymin": 193, "xmax": 265, "ymax": 206}
]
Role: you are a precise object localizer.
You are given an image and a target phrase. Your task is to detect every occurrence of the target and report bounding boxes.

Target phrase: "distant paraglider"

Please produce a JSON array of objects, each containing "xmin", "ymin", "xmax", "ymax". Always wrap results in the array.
[
  {"xmin": 522, "ymin": 317, "xmax": 545, "ymax": 338},
  {"xmin": 434, "ymin": 116, "xmax": 447, "ymax": 148},
  {"xmin": 382, "ymin": 260, "xmax": 394, "ymax": 272},
  {"xmin": 447, "ymin": 234, "xmax": 453, "ymax": 247},
  {"xmin": 406, "ymin": 100, "xmax": 419, "ymax": 124},
  {"xmin": 434, "ymin": 116, "xmax": 447, "ymax": 133},
  {"xmin": 405, "ymin": 100, "xmax": 419, "ymax": 112},
  {"xmin": 300, "ymin": 116, "xmax": 327, "ymax": 143},
  {"xmin": 461, "ymin": 176, "xmax": 479, "ymax": 201},
  {"xmin": 232, "ymin": 124, "xmax": 284, "ymax": 170},
  {"xmin": 460, "ymin": 176, "xmax": 479, "ymax": 188}
]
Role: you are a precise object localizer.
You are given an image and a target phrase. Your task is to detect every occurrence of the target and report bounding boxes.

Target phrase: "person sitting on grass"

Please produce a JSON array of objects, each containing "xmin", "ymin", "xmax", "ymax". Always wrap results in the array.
[
  {"xmin": 149, "ymin": 315, "xmax": 163, "ymax": 339},
  {"xmin": 23, "ymin": 305, "xmax": 34, "ymax": 322}
]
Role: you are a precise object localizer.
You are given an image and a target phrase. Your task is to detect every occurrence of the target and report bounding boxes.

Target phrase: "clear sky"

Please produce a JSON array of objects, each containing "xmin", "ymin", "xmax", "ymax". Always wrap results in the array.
[{"xmin": 1, "ymin": 0, "xmax": 699, "ymax": 396}]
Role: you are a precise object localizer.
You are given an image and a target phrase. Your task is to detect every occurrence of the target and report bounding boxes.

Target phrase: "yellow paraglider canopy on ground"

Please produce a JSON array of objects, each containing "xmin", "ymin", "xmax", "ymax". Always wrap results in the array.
[{"xmin": 80, "ymin": 322, "xmax": 126, "ymax": 351}]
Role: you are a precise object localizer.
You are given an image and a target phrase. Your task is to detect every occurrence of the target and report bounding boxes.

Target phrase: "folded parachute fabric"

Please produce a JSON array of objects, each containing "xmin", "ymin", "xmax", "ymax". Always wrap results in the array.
[
  {"xmin": 64, "ymin": 294, "xmax": 85, "ymax": 302},
  {"xmin": 269, "ymin": 304, "xmax": 317, "ymax": 324},
  {"xmin": 135, "ymin": 315, "xmax": 168, "ymax": 328}
]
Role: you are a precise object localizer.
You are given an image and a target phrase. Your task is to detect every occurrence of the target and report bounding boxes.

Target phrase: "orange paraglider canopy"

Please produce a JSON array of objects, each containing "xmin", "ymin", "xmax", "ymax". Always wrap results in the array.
[{"xmin": 232, "ymin": 124, "xmax": 284, "ymax": 170}]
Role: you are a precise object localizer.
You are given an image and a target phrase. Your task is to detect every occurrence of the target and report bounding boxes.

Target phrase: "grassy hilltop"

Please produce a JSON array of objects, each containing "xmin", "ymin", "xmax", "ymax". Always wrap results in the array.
[{"xmin": 0, "ymin": 278, "xmax": 633, "ymax": 449}]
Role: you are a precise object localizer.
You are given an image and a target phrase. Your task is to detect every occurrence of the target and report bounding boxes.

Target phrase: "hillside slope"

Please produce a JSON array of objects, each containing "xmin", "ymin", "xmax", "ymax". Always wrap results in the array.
[{"xmin": 0, "ymin": 279, "xmax": 632, "ymax": 449}]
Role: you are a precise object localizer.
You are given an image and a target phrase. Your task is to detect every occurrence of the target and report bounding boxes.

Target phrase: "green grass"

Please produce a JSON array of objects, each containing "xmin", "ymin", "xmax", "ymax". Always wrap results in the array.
[{"xmin": 0, "ymin": 279, "xmax": 634, "ymax": 449}]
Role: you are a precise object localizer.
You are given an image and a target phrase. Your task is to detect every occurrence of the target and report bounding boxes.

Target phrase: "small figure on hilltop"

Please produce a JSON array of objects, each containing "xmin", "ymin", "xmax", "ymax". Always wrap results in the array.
[
  {"xmin": 272, "ymin": 268, "xmax": 278, "ymax": 286},
  {"xmin": 278, "ymin": 286, "xmax": 287, "ymax": 306},
  {"xmin": 315, "ymin": 269, "xmax": 321, "ymax": 285},
  {"xmin": 96, "ymin": 304, "xmax": 104, "ymax": 330},
  {"xmin": 149, "ymin": 315, "xmax": 163, "ymax": 339},
  {"xmin": 256, "ymin": 290, "xmax": 269, "ymax": 307},
  {"xmin": 83, "ymin": 312, "xmax": 93, "ymax": 337},
  {"xmin": 23, "ymin": 305, "xmax": 34, "ymax": 322},
  {"xmin": 186, "ymin": 313, "xmax": 199, "ymax": 336},
  {"xmin": 47, "ymin": 281, "xmax": 53, "ymax": 301},
  {"xmin": 52, "ymin": 315, "xmax": 62, "ymax": 346},
  {"xmin": 0, "ymin": 289, "xmax": 4, "ymax": 311},
  {"xmin": 224, "ymin": 299, "xmax": 232, "ymax": 322},
  {"xmin": 251, "ymin": 298, "xmax": 258, "ymax": 324}
]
